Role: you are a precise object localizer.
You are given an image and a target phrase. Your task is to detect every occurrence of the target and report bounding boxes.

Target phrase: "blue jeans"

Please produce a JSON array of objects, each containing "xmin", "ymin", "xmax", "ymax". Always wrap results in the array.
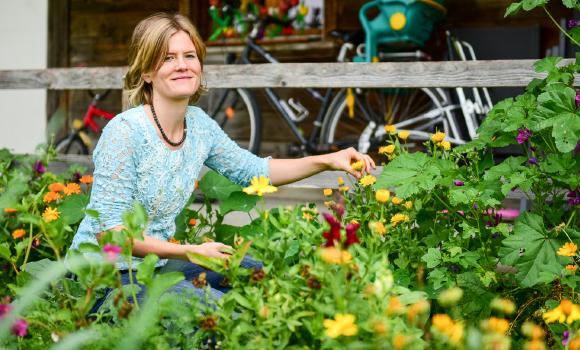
[{"xmin": 91, "ymin": 256, "xmax": 262, "ymax": 312}]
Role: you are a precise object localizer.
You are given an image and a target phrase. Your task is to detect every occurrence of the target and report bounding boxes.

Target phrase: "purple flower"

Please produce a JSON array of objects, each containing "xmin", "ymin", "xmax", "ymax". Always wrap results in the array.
[
  {"xmin": 576, "ymin": 90, "xmax": 580, "ymax": 107},
  {"xmin": 528, "ymin": 157, "xmax": 538, "ymax": 165},
  {"xmin": 568, "ymin": 19, "xmax": 579, "ymax": 29},
  {"xmin": 11, "ymin": 319, "xmax": 27, "ymax": 337},
  {"xmin": 103, "ymin": 244, "xmax": 122, "ymax": 262},
  {"xmin": 485, "ymin": 209, "xmax": 502, "ymax": 227},
  {"xmin": 516, "ymin": 128, "xmax": 532, "ymax": 144},
  {"xmin": 563, "ymin": 330, "xmax": 570, "ymax": 346},
  {"xmin": 71, "ymin": 171, "xmax": 82, "ymax": 183},
  {"xmin": 453, "ymin": 180, "xmax": 464, "ymax": 186},
  {"xmin": 33, "ymin": 160, "xmax": 46, "ymax": 175},
  {"xmin": 491, "ymin": 232, "xmax": 501, "ymax": 239},
  {"xmin": 568, "ymin": 190, "xmax": 580, "ymax": 206},
  {"xmin": 0, "ymin": 303, "xmax": 12, "ymax": 320},
  {"xmin": 575, "ymin": 141, "xmax": 580, "ymax": 153}
]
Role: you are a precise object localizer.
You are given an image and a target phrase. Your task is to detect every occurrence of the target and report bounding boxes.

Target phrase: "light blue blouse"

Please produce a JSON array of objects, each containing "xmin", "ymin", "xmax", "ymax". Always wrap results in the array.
[{"xmin": 68, "ymin": 105, "xmax": 270, "ymax": 269}]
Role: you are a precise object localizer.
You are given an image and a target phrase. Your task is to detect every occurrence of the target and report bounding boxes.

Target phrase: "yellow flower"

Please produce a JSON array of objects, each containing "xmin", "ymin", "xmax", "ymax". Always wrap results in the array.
[
  {"xmin": 43, "ymin": 191, "xmax": 61, "ymax": 203},
  {"xmin": 12, "ymin": 229, "xmax": 26, "ymax": 239},
  {"xmin": 393, "ymin": 334, "xmax": 408, "ymax": 350},
  {"xmin": 398, "ymin": 131, "xmax": 410, "ymax": 141},
  {"xmin": 324, "ymin": 200, "xmax": 336, "ymax": 207},
  {"xmin": 521, "ymin": 321, "xmax": 545, "ymax": 340},
  {"xmin": 63, "ymin": 183, "xmax": 81, "ymax": 196},
  {"xmin": 320, "ymin": 247, "xmax": 352, "ymax": 265},
  {"xmin": 543, "ymin": 299, "xmax": 580, "ymax": 324},
  {"xmin": 557, "ymin": 242, "xmax": 578, "ymax": 257},
  {"xmin": 566, "ymin": 264, "xmax": 578, "ymax": 271},
  {"xmin": 302, "ymin": 212, "xmax": 314, "ymax": 221},
  {"xmin": 42, "ymin": 207, "xmax": 60, "ymax": 223},
  {"xmin": 387, "ymin": 296, "xmax": 405, "ymax": 315},
  {"xmin": 391, "ymin": 213, "xmax": 409, "ymax": 226},
  {"xmin": 391, "ymin": 196, "xmax": 403, "ymax": 205},
  {"xmin": 490, "ymin": 298, "xmax": 516, "ymax": 315},
  {"xmin": 351, "ymin": 160, "xmax": 364, "ymax": 171},
  {"xmin": 242, "ymin": 176, "xmax": 278, "ymax": 196},
  {"xmin": 4, "ymin": 207, "xmax": 17, "ymax": 214},
  {"xmin": 369, "ymin": 221, "xmax": 387, "ymax": 236},
  {"xmin": 323, "ymin": 188, "xmax": 333, "ymax": 197},
  {"xmin": 384, "ymin": 124, "xmax": 397, "ymax": 134},
  {"xmin": 438, "ymin": 141, "xmax": 451, "ymax": 150},
  {"xmin": 403, "ymin": 201, "xmax": 413, "ymax": 209},
  {"xmin": 350, "ymin": 219, "xmax": 359, "ymax": 225},
  {"xmin": 337, "ymin": 176, "xmax": 345, "ymax": 186},
  {"xmin": 379, "ymin": 145, "xmax": 396, "ymax": 155},
  {"xmin": 80, "ymin": 175, "xmax": 93, "ymax": 184},
  {"xmin": 431, "ymin": 131, "xmax": 446, "ymax": 143},
  {"xmin": 48, "ymin": 182, "xmax": 66, "ymax": 192},
  {"xmin": 359, "ymin": 175, "xmax": 376, "ymax": 187},
  {"xmin": 482, "ymin": 317, "xmax": 510, "ymax": 335},
  {"xmin": 431, "ymin": 314, "xmax": 464, "ymax": 345},
  {"xmin": 323, "ymin": 314, "xmax": 358, "ymax": 338},
  {"xmin": 339, "ymin": 186, "xmax": 350, "ymax": 192},
  {"xmin": 375, "ymin": 189, "xmax": 390, "ymax": 203}
]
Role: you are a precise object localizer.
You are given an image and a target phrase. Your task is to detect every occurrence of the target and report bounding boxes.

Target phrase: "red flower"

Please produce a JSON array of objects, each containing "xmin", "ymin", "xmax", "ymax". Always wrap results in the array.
[
  {"xmin": 344, "ymin": 223, "xmax": 360, "ymax": 247},
  {"xmin": 322, "ymin": 213, "xmax": 341, "ymax": 247}
]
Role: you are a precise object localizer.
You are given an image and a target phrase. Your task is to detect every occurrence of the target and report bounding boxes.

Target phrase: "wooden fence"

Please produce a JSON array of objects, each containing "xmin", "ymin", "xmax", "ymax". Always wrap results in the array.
[{"xmin": 0, "ymin": 60, "xmax": 574, "ymax": 206}]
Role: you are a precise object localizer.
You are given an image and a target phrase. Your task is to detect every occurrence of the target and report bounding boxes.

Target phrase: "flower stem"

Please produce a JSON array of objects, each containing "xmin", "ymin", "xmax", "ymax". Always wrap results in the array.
[{"xmin": 544, "ymin": 6, "xmax": 580, "ymax": 47}]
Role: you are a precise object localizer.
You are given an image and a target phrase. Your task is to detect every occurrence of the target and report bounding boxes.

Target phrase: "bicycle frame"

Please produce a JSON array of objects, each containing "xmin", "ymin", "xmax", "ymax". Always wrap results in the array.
[
  {"xmin": 238, "ymin": 37, "xmax": 340, "ymax": 153},
  {"xmin": 82, "ymin": 102, "xmax": 115, "ymax": 134}
]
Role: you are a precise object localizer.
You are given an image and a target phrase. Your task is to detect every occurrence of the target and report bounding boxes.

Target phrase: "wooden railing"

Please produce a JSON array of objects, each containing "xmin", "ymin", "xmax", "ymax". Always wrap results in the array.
[{"xmin": 1, "ymin": 59, "xmax": 576, "ymax": 200}]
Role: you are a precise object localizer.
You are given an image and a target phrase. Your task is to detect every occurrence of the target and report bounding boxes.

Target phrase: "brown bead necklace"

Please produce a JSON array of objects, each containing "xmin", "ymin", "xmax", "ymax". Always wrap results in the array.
[{"xmin": 150, "ymin": 103, "xmax": 187, "ymax": 147}]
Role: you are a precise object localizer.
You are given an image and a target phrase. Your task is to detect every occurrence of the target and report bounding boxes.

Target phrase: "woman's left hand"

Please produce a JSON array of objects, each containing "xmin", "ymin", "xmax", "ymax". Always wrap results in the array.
[{"xmin": 324, "ymin": 147, "xmax": 376, "ymax": 179}]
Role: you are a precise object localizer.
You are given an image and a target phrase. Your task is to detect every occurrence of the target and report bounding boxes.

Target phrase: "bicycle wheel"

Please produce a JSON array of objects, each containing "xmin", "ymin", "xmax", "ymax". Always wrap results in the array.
[
  {"xmin": 55, "ymin": 134, "xmax": 89, "ymax": 155},
  {"xmin": 320, "ymin": 87, "xmax": 445, "ymax": 156},
  {"xmin": 197, "ymin": 88, "xmax": 261, "ymax": 155}
]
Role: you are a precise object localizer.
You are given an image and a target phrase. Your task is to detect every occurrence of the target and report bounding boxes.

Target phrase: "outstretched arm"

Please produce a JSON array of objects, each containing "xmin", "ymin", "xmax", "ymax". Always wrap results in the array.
[{"xmin": 269, "ymin": 147, "xmax": 375, "ymax": 186}]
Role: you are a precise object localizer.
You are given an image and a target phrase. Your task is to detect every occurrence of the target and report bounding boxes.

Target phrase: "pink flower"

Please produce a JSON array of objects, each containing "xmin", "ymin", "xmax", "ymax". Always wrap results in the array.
[
  {"xmin": 0, "ymin": 303, "xmax": 12, "ymax": 320},
  {"xmin": 11, "ymin": 319, "xmax": 28, "ymax": 337},
  {"xmin": 103, "ymin": 244, "xmax": 122, "ymax": 262},
  {"xmin": 516, "ymin": 128, "xmax": 532, "ymax": 144},
  {"xmin": 453, "ymin": 180, "xmax": 464, "ymax": 186},
  {"xmin": 576, "ymin": 90, "xmax": 580, "ymax": 107}
]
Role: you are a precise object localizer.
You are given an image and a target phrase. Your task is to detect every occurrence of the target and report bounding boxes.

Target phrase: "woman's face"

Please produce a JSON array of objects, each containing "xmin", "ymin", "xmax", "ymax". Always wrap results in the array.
[{"xmin": 144, "ymin": 30, "xmax": 202, "ymax": 102}]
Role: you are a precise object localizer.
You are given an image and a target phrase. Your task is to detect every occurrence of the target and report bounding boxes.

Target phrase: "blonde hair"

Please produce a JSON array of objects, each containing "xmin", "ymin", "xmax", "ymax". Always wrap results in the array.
[{"xmin": 124, "ymin": 13, "xmax": 207, "ymax": 107}]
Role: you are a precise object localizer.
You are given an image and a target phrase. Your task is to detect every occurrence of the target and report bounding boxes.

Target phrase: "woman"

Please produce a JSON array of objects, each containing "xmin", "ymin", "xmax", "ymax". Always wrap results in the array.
[{"xmin": 69, "ymin": 12, "xmax": 374, "ymax": 305}]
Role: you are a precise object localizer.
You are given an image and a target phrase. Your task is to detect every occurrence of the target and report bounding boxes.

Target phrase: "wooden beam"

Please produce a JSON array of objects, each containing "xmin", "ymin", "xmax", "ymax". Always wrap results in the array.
[{"xmin": 0, "ymin": 59, "xmax": 576, "ymax": 90}]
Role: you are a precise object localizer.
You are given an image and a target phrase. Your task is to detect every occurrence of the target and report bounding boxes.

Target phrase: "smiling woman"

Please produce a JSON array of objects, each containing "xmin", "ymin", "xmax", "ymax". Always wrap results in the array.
[{"xmin": 67, "ymin": 12, "xmax": 375, "ymax": 311}]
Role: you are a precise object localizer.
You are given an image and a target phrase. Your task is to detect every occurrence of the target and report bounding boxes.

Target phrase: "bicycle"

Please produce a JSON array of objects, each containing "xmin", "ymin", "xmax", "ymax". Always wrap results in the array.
[
  {"xmin": 201, "ymin": 0, "xmax": 467, "ymax": 158},
  {"xmin": 54, "ymin": 90, "xmax": 115, "ymax": 154}
]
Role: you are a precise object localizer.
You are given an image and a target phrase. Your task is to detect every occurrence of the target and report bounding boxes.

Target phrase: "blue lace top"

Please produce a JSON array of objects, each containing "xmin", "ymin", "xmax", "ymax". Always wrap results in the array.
[{"xmin": 68, "ymin": 105, "xmax": 270, "ymax": 269}]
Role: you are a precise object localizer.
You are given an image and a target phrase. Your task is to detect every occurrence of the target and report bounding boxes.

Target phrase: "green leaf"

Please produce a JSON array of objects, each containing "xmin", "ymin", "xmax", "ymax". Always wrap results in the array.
[
  {"xmin": 0, "ymin": 172, "xmax": 30, "ymax": 213},
  {"xmin": 219, "ymin": 191, "xmax": 258, "ymax": 214},
  {"xmin": 550, "ymin": 114, "xmax": 580, "ymax": 153},
  {"xmin": 284, "ymin": 240, "xmax": 300, "ymax": 260},
  {"xmin": 504, "ymin": 1, "xmax": 522, "ymax": 17},
  {"xmin": 186, "ymin": 251, "xmax": 225, "ymax": 272},
  {"xmin": 22, "ymin": 259, "xmax": 58, "ymax": 279},
  {"xmin": 377, "ymin": 153, "xmax": 446, "ymax": 198},
  {"xmin": 0, "ymin": 243, "xmax": 11, "ymax": 261},
  {"xmin": 533, "ymin": 56, "xmax": 562, "ymax": 73},
  {"xmin": 421, "ymin": 248, "xmax": 442, "ymax": 268},
  {"xmin": 537, "ymin": 84, "xmax": 576, "ymax": 114},
  {"xmin": 136, "ymin": 254, "xmax": 159, "ymax": 287},
  {"xmin": 522, "ymin": 0, "xmax": 548, "ymax": 11},
  {"xmin": 58, "ymin": 194, "xmax": 89, "ymax": 225},
  {"xmin": 499, "ymin": 213, "xmax": 567, "ymax": 287},
  {"xmin": 449, "ymin": 186, "xmax": 479, "ymax": 206},
  {"xmin": 562, "ymin": 0, "xmax": 578, "ymax": 8},
  {"xmin": 198, "ymin": 170, "xmax": 241, "ymax": 200}
]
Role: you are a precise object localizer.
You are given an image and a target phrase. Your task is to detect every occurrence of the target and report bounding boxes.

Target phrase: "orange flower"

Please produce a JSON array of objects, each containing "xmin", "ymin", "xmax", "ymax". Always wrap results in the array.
[
  {"xmin": 189, "ymin": 218, "xmax": 197, "ymax": 226},
  {"xmin": 168, "ymin": 237, "xmax": 180, "ymax": 244},
  {"xmin": 79, "ymin": 175, "xmax": 93, "ymax": 184},
  {"xmin": 42, "ymin": 207, "xmax": 60, "ymax": 223},
  {"xmin": 43, "ymin": 191, "xmax": 62, "ymax": 203},
  {"xmin": 63, "ymin": 183, "xmax": 81, "ymax": 196},
  {"xmin": 12, "ymin": 229, "xmax": 26, "ymax": 239},
  {"xmin": 3, "ymin": 208, "xmax": 17, "ymax": 214},
  {"xmin": 48, "ymin": 182, "xmax": 66, "ymax": 192},
  {"xmin": 566, "ymin": 264, "xmax": 578, "ymax": 271}
]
